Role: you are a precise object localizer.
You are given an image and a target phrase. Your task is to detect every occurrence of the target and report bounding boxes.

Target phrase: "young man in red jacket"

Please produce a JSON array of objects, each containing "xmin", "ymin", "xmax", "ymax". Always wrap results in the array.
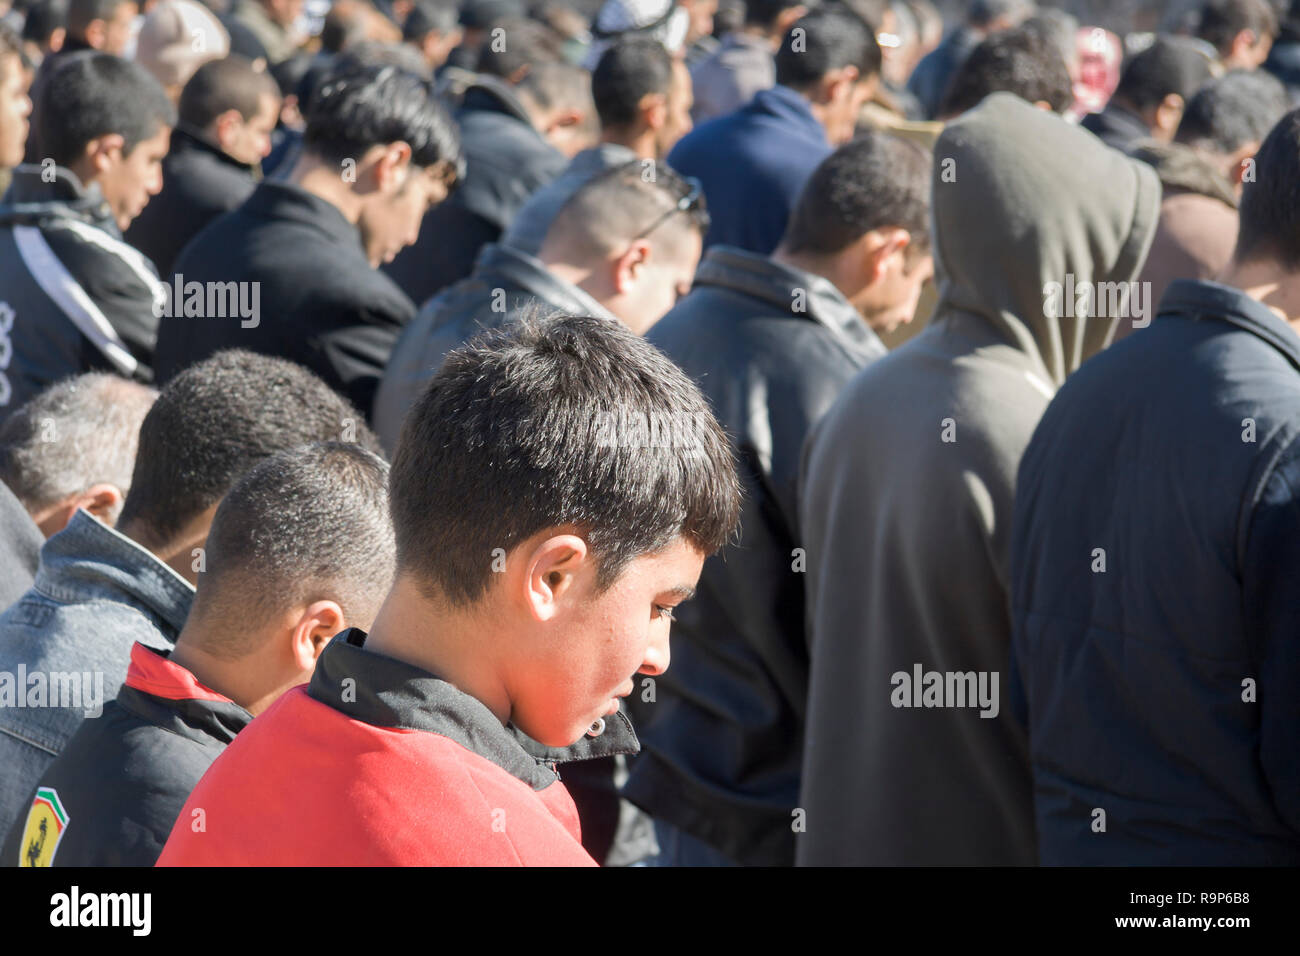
[{"xmin": 158, "ymin": 313, "xmax": 741, "ymax": 866}]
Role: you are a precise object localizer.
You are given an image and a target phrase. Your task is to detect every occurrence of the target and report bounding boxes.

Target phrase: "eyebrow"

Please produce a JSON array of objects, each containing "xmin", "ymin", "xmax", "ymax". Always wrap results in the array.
[{"xmin": 665, "ymin": 585, "xmax": 696, "ymax": 600}]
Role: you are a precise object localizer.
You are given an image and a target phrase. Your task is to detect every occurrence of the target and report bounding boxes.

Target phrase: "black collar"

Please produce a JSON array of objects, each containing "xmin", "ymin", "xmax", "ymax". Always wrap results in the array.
[
  {"xmin": 307, "ymin": 629, "xmax": 640, "ymax": 791},
  {"xmin": 1157, "ymin": 278, "xmax": 1300, "ymax": 372}
]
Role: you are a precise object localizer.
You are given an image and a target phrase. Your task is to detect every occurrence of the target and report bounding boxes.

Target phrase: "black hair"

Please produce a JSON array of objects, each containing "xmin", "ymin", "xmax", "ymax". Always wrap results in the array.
[
  {"xmin": 21, "ymin": 0, "xmax": 68, "ymax": 46},
  {"xmin": 592, "ymin": 35, "xmax": 673, "ymax": 129},
  {"xmin": 775, "ymin": 9, "xmax": 882, "ymax": 91},
  {"xmin": 331, "ymin": 39, "xmax": 434, "ymax": 79},
  {"xmin": 191, "ymin": 442, "xmax": 396, "ymax": 656},
  {"xmin": 969, "ymin": 0, "xmax": 1033, "ymax": 29},
  {"xmin": 1176, "ymin": 69, "xmax": 1289, "ymax": 153},
  {"xmin": 389, "ymin": 313, "xmax": 741, "ymax": 606},
  {"xmin": 404, "ymin": 0, "xmax": 460, "ymax": 41},
  {"xmin": 303, "ymin": 61, "xmax": 461, "ymax": 170},
  {"xmin": 66, "ymin": 0, "xmax": 127, "ymax": 42},
  {"xmin": 117, "ymin": 350, "xmax": 383, "ymax": 545},
  {"xmin": 938, "ymin": 22, "xmax": 1073, "ymax": 117},
  {"xmin": 1114, "ymin": 35, "xmax": 1215, "ymax": 112},
  {"xmin": 475, "ymin": 17, "xmax": 565, "ymax": 77},
  {"xmin": 831, "ymin": 0, "xmax": 887, "ymax": 31},
  {"xmin": 1197, "ymin": 0, "xmax": 1279, "ymax": 53},
  {"xmin": 179, "ymin": 56, "xmax": 281, "ymax": 131},
  {"xmin": 1235, "ymin": 107, "xmax": 1300, "ymax": 266},
  {"xmin": 745, "ymin": 0, "xmax": 809, "ymax": 30},
  {"xmin": 36, "ymin": 52, "xmax": 176, "ymax": 168},
  {"xmin": 783, "ymin": 130, "xmax": 932, "ymax": 256}
]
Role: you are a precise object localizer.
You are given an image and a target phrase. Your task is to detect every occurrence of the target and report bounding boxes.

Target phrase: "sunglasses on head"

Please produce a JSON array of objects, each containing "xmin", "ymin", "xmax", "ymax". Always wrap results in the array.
[{"xmin": 629, "ymin": 176, "xmax": 708, "ymax": 241}]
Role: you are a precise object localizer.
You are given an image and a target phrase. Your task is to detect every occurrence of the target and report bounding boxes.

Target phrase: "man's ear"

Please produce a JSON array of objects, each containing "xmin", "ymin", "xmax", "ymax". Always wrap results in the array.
[
  {"xmin": 1230, "ymin": 140, "xmax": 1260, "ymax": 185},
  {"xmin": 85, "ymin": 132, "xmax": 126, "ymax": 175},
  {"xmin": 83, "ymin": 18, "xmax": 107, "ymax": 50},
  {"xmin": 72, "ymin": 483, "xmax": 124, "ymax": 525},
  {"xmin": 612, "ymin": 239, "xmax": 652, "ymax": 294},
  {"xmin": 820, "ymin": 65, "xmax": 860, "ymax": 106},
  {"xmin": 373, "ymin": 141, "xmax": 413, "ymax": 192},
  {"xmin": 523, "ymin": 533, "xmax": 589, "ymax": 622},
  {"xmin": 862, "ymin": 226, "xmax": 910, "ymax": 283},
  {"xmin": 1153, "ymin": 92, "xmax": 1184, "ymax": 138},
  {"xmin": 212, "ymin": 108, "xmax": 243, "ymax": 153},
  {"xmin": 1230, "ymin": 29, "xmax": 1257, "ymax": 63},
  {"xmin": 289, "ymin": 600, "xmax": 346, "ymax": 671},
  {"xmin": 639, "ymin": 91, "xmax": 669, "ymax": 131}
]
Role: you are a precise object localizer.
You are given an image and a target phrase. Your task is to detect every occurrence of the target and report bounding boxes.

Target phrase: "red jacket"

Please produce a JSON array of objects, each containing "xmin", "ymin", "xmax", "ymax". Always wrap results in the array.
[{"xmin": 156, "ymin": 629, "xmax": 640, "ymax": 866}]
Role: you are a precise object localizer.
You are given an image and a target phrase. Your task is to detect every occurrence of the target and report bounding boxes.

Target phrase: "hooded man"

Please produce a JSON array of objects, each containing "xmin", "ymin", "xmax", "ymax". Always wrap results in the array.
[{"xmin": 796, "ymin": 92, "xmax": 1160, "ymax": 866}]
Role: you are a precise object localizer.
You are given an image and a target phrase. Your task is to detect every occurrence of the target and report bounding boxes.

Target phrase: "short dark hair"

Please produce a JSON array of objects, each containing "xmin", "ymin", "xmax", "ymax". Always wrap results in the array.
[
  {"xmin": 776, "ymin": 10, "xmax": 882, "ymax": 92},
  {"xmin": 190, "ymin": 442, "xmax": 396, "ymax": 657},
  {"xmin": 1176, "ymin": 69, "xmax": 1289, "ymax": 154},
  {"xmin": 1235, "ymin": 108, "xmax": 1300, "ymax": 267},
  {"xmin": 1197, "ymin": 0, "xmax": 1278, "ymax": 53},
  {"xmin": 592, "ymin": 35, "xmax": 673, "ymax": 129},
  {"xmin": 745, "ymin": 0, "xmax": 807, "ymax": 29},
  {"xmin": 303, "ymin": 61, "xmax": 461, "ymax": 170},
  {"xmin": 179, "ymin": 56, "xmax": 281, "ymax": 131},
  {"xmin": 404, "ymin": 0, "xmax": 460, "ymax": 41},
  {"xmin": 783, "ymin": 131, "xmax": 932, "ymax": 256},
  {"xmin": 969, "ymin": 0, "xmax": 1034, "ymax": 29},
  {"xmin": 390, "ymin": 313, "xmax": 741, "ymax": 606},
  {"xmin": 117, "ymin": 350, "xmax": 382, "ymax": 545},
  {"xmin": 23, "ymin": 0, "xmax": 68, "ymax": 47},
  {"xmin": 475, "ymin": 17, "xmax": 565, "ymax": 77},
  {"xmin": 66, "ymin": 0, "xmax": 128, "ymax": 43},
  {"xmin": 543, "ymin": 160, "xmax": 708, "ymax": 262},
  {"xmin": 36, "ymin": 53, "xmax": 176, "ymax": 168},
  {"xmin": 515, "ymin": 59, "xmax": 592, "ymax": 117},
  {"xmin": 831, "ymin": 0, "xmax": 888, "ymax": 32},
  {"xmin": 1114, "ymin": 36, "xmax": 1215, "ymax": 113},
  {"xmin": 938, "ymin": 23, "xmax": 1073, "ymax": 117}
]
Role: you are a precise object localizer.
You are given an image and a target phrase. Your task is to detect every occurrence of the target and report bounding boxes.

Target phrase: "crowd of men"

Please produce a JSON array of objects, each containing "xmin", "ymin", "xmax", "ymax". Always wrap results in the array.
[{"xmin": 0, "ymin": 0, "xmax": 1296, "ymax": 866}]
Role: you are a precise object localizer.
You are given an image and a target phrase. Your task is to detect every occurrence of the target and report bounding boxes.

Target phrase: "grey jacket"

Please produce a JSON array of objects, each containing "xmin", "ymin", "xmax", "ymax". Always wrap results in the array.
[
  {"xmin": 0, "ymin": 510, "xmax": 194, "ymax": 837},
  {"xmin": 796, "ymin": 94, "xmax": 1160, "ymax": 865}
]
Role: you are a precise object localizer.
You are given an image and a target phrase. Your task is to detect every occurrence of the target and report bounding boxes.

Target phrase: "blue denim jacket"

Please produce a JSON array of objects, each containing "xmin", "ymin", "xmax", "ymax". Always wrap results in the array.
[{"xmin": 0, "ymin": 510, "xmax": 193, "ymax": 836}]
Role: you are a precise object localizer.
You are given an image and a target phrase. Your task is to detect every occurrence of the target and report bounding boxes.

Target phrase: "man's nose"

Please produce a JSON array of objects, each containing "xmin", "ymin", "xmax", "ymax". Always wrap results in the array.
[{"xmin": 640, "ymin": 631, "xmax": 671, "ymax": 677}]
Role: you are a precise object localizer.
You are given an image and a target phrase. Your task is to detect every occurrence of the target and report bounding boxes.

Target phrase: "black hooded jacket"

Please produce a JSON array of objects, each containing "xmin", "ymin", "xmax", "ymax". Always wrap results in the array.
[{"xmin": 0, "ymin": 165, "xmax": 162, "ymax": 422}]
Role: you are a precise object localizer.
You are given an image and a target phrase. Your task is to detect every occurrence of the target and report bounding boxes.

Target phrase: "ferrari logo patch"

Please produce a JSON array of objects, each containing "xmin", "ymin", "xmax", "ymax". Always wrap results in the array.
[{"xmin": 19, "ymin": 787, "xmax": 69, "ymax": 867}]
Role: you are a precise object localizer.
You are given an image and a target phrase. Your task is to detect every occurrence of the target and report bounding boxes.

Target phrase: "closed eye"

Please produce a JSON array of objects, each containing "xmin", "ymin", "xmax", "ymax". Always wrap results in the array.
[{"xmin": 654, "ymin": 605, "xmax": 677, "ymax": 622}]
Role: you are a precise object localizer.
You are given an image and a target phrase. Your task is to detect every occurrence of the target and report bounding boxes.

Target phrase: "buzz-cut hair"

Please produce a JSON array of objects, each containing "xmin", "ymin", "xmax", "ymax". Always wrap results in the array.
[
  {"xmin": 540, "ymin": 159, "xmax": 708, "ymax": 264},
  {"xmin": 389, "ymin": 313, "xmax": 741, "ymax": 606},
  {"xmin": 189, "ymin": 442, "xmax": 396, "ymax": 658}
]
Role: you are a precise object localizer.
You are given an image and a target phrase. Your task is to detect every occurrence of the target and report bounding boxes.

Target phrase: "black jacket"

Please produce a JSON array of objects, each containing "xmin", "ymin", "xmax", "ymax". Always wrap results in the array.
[
  {"xmin": 1011, "ymin": 279, "xmax": 1300, "ymax": 865},
  {"xmin": 0, "ymin": 165, "xmax": 162, "ymax": 421},
  {"xmin": 623, "ymin": 247, "xmax": 886, "ymax": 865},
  {"xmin": 153, "ymin": 179, "xmax": 416, "ymax": 416},
  {"xmin": 2, "ymin": 642, "xmax": 251, "ymax": 867},
  {"xmin": 373, "ymin": 242, "xmax": 616, "ymax": 452},
  {"xmin": 382, "ymin": 75, "xmax": 567, "ymax": 307},
  {"xmin": 125, "ymin": 129, "xmax": 260, "ymax": 278},
  {"xmin": 1080, "ymin": 103, "xmax": 1150, "ymax": 153}
]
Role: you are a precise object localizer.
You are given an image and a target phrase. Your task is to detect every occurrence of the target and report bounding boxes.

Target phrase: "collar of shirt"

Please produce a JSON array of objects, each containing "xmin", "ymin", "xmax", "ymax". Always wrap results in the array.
[
  {"xmin": 474, "ymin": 242, "xmax": 621, "ymax": 323},
  {"xmin": 33, "ymin": 509, "xmax": 194, "ymax": 634},
  {"xmin": 307, "ymin": 628, "xmax": 640, "ymax": 791},
  {"xmin": 1158, "ymin": 278, "xmax": 1300, "ymax": 370},
  {"xmin": 119, "ymin": 642, "xmax": 252, "ymax": 745}
]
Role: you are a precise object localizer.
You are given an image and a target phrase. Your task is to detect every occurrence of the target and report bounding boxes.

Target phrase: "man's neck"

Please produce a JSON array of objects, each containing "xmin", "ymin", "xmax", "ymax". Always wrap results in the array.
[
  {"xmin": 118, "ymin": 509, "xmax": 214, "ymax": 587},
  {"xmin": 1220, "ymin": 259, "xmax": 1300, "ymax": 335},
  {"xmin": 287, "ymin": 154, "xmax": 362, "ymax": 224},
  {"xmin": 772, "ymin": 245, "xmax": 853, "ymax": 303},
  {"xmin": 362, "ymin": 575, "xmax": 512, "ymax": 725},
  {"xmin": 169, "ymin": 627, "xmax": 286, "ymax": 716},
  {"xmin": 600, "ymin": 127, "xmax": 655, "ymax": 160}
]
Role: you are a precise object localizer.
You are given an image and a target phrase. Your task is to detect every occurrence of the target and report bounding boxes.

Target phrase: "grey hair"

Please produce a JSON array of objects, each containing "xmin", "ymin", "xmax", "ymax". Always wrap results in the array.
[{"xmin": 0, "ymin": 374, "xmax": 158, "ymax": 521}]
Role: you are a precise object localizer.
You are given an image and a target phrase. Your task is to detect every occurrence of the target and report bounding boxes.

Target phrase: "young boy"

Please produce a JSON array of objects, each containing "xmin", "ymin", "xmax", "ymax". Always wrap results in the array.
[{"xmin": 157, "ymin": 313, "xmax": 741, "ymax": 866}]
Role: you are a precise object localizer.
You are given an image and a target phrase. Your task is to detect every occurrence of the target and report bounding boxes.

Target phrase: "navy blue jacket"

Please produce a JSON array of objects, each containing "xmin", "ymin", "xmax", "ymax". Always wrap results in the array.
[
  {"xmin": 666, "ymin": 85, "xmax": 830, "ymax": 256},
  {"xmin": 1010, "ymin": 278, "xmax": 1300, "ymax": 865}
]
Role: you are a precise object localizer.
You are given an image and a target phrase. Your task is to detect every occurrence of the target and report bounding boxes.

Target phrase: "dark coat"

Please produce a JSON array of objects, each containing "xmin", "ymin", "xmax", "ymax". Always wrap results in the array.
[
  {"xmin": 623, "ymin": 246, "xmax": 885, "ymax": 865},
  {"xmin": 666, "ymin": 85, "xmax": 831, "ymax": 256},
  {"xmin": 382, "ymin": 76, "xmax": 568, "ymax": 306},
  {"xmin": 906, "ymin": 26, "xmax": 981, "ymax": 120},
  {"xmin": 153, "ymin": 179, "xmax": 416, "ymax": 416},
  {"xmin": 1, "ymin": 643, "xmax": 251, "ymax": 867},
  {"xmin": 1011, "ymin": 278, "xmax": 1300, "ymax": 866},
  {"xmin": 125, "ymin": 129, "xmax": 259, "ymax": 278},
  {"xmin": 372, "ymin": 242, "xmax": 616, "ymax": 453},
  {"xmin": 0, "ymin": 166, "xmax": 162, "ymax": 421},
  {"xmin": 1080, "ymin": 102, "xmax": 1150, "ymax": 153}
]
